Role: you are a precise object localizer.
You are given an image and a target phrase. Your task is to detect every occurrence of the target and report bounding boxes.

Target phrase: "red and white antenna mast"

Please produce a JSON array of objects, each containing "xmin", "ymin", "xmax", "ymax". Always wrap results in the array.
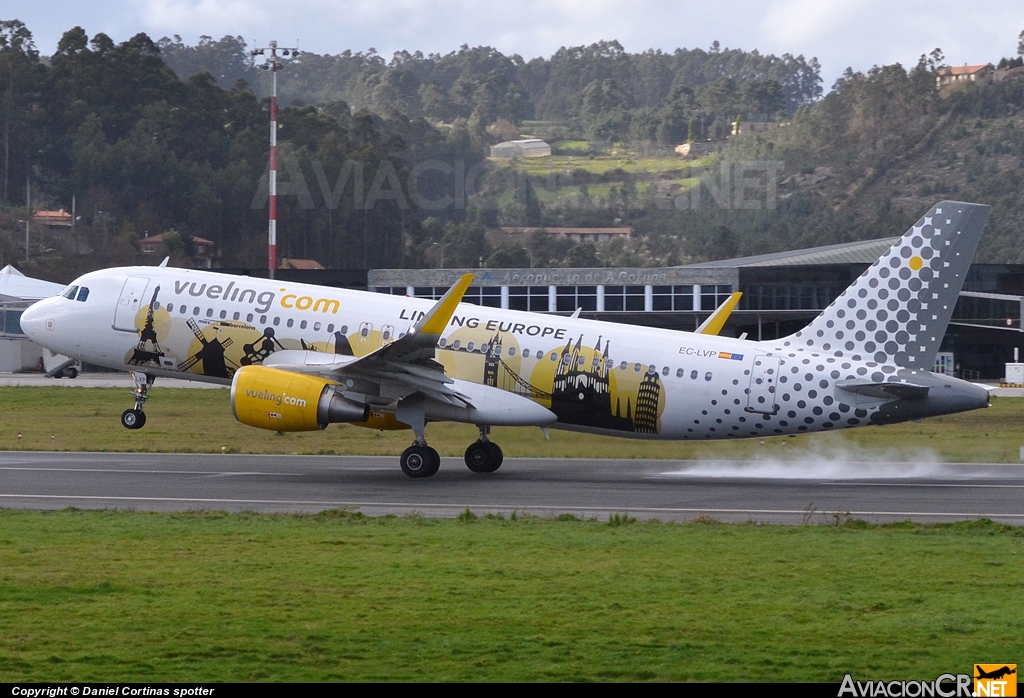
[{"xmin": 252, "ymin": 40, "xmax": 297, "ymax": 279}]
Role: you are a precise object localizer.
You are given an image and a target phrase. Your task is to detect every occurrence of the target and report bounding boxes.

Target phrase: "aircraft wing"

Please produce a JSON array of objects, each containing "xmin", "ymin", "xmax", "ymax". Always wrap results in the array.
[{"xmin": 263, "ymin": 275, "xmax": 474, "ymax": 407}]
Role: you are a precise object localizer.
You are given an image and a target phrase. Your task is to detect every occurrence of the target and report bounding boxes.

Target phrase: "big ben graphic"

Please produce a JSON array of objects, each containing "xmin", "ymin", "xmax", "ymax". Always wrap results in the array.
[{"xmin": 475, "ymin": 332, "xmax": 662, "ymax": 433}]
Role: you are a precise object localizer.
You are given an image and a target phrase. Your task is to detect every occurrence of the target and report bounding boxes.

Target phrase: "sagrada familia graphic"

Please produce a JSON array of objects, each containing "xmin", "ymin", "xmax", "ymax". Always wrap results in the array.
[{"xmin": 480, "ymin": 333, "xmax": 661, "ymax": 434}]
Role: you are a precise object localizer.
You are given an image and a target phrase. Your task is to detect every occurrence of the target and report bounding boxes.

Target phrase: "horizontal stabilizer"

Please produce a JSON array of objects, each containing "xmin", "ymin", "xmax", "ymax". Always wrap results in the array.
[{"xmin": 836, "ymin": 379, "xmax": 930, "ymax": 400}]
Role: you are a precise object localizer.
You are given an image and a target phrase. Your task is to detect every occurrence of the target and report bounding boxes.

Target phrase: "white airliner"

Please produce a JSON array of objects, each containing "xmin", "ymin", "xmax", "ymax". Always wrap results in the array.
[{"xmin": 21, "ymin": 201, "xmax": 991, "ymax": 478}]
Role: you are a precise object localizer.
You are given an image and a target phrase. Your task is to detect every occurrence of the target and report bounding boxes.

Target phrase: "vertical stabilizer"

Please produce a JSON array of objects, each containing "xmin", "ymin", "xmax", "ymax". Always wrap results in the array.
[{"xmin": 781, "ymin": 201, "xmax": 990, "ymax": 368}]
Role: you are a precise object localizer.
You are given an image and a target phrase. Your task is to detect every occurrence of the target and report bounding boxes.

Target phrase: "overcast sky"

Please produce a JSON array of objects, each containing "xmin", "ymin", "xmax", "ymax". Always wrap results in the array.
[{"xmin": 6, "ymin": 0, "xmax": 1024, "ymax": 89}]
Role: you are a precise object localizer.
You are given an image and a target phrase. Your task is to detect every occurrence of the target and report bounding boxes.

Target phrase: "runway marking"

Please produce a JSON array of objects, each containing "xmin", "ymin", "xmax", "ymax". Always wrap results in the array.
[
  {"xmin": 0, "ymin": 467, "xmax": 291, "ymax": 476},
  {"xmin": 832, "ymin": 482, "xmax": 1024, "ymax": 489},
  {"xmin": 0, "ymin": 493, "xmax": 1022, "ymax": 520}
]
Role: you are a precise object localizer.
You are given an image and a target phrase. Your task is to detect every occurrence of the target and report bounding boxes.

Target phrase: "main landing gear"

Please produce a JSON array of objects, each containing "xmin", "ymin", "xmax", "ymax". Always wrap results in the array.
[
  {"xmin": 121, "ymin": 371, "xmax": 153, "ymax": 430},
  {"xmin": 394, "ymin": 397, "xmax": 503, "ymax": 479},
  {"xmin": 464, "ymin": 425, "xmax": 503, "ymax": 473},
  {"xmin": 398, "ymin": 426, "xmax": 504, "ymax": 479},
  {"xmin": 400, "ymin": 443, "xmax": 440, "ymax": 478}
]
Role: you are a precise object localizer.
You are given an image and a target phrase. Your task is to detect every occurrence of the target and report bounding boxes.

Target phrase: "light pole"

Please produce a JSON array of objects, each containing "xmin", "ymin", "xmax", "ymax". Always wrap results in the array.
[
  {"xmin": 25, "ymin": 176, "xmax": 30, "ymax": 262},
  {"xmin": 251, "ymin": 40, "xmax": 297, "ymax": 279},
  {"xmin": 430, "ymin": 241, "xmax": 445, "ymax": 268}
]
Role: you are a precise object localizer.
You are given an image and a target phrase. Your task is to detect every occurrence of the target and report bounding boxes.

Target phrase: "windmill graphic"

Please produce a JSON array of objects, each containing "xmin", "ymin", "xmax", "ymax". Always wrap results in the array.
[{"xmin": 177, "ymin": 319, "xmax": 236, "ymax": 378}]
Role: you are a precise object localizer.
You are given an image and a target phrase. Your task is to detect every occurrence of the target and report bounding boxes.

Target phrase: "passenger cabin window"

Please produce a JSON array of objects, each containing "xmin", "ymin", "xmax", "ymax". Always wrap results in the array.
[
  {"xmin": 313, "ymin": 322, "xmax": 321, "ymax": 331},
  {"xmin": 273, "ymin": 317, "xmax": 280, "ymax": 326},
  {"xmin": 676, "ymin": 368, "xmax": 684, "ymax": 378},
  {"xmin": 219, "ymin": 310, "xmax": 227, "ymax": 319},
  {"xmin": 286, "ymin": 319, "xmax": 294, "ymax": 328},
  {"xmin": 300, "ymin": 320, "xmax": 307, "ymax": 330},
  {"xmin": 206, "ymin": 308, "xmax": 213, "ymax": 318},
  {"xmin": 193, "ymin": 307, "xmax": 200, "ymax": 316}
]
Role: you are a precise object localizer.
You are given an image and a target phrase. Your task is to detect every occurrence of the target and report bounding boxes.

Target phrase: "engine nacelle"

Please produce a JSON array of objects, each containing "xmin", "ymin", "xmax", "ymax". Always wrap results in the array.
[{"xmin": 231, "ymin": 365, "xmax": 369, "ymax": 432}]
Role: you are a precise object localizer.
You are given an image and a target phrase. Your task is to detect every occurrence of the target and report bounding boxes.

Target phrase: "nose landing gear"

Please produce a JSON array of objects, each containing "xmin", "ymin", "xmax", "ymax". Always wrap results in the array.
[{"xmin": 121, "ymin": 371, "xmax": 153, "ymax": 430}]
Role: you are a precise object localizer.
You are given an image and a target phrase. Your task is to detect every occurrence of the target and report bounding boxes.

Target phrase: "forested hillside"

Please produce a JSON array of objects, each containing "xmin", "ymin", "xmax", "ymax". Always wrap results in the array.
[
  {"xmin": 713, "ymin": 56, "xmax": 1024, "ymax": 264},
  {"xmin": 1, "ymin": 19, "xmax": 1024, "ymax": 283},
  {"xmin": 157, "ymin": 36, "xmax": 821, "ymax": 144}
]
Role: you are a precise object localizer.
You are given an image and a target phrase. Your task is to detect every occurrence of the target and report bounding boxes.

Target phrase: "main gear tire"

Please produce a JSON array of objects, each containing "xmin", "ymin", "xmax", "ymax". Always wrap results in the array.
[
  {"xmin": 401, "ymin": 445, "xmax": 440, "ymax": 478},
  {"xmin": 465, "ymin": 441, "xmax": 502, "ymax": 473}
]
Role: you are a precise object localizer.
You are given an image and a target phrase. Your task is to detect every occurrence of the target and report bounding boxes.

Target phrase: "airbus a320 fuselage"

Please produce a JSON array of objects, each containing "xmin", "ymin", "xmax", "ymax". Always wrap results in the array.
[{"xmin": 21, "ymin": 201, "xmax": 992, "ymax": 477}]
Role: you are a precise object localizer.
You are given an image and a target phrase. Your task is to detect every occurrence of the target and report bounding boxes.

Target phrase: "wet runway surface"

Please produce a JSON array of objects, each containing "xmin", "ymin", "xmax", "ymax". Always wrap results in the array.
[{"xmin": 1, "ymin": 451, "xmax": 1023, "ymax": 524}]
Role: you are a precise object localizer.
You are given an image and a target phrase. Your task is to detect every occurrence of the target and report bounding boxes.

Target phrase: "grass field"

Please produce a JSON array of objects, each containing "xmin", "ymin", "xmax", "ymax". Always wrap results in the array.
[
  {"xmin": 0, "ymin": 510, "xmax": 1020, "ymax": 682},
  {"xmin": 2, "ymin": 388, "xmax": 1022, "ymax": 681},
  {"xmin": 1, "ymin": 387, "xmax": 1022, "ymax": 463},
  {"xmin": 508, "ymin": 153, "xmax": 702, "ymax": 177}
]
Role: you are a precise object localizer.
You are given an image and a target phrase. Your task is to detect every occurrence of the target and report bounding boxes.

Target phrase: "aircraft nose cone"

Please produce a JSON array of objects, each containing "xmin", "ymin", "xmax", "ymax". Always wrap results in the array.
[{"xmin": 20, "ymin": 298, "xmax": 50, "ymax": 343}]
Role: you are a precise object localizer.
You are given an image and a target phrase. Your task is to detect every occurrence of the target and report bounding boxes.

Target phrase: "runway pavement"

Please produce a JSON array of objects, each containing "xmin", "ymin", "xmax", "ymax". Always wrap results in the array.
[{"xmin": 1, "ymin": 451, "xmax": 1023, "ymax": 524}]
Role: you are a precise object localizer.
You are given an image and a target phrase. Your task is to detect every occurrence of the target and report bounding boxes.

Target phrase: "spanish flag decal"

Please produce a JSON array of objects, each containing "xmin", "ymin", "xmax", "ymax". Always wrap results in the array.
[{"xmin": 718, "ymin": 352, "xmax": 744, "ymax": 361}]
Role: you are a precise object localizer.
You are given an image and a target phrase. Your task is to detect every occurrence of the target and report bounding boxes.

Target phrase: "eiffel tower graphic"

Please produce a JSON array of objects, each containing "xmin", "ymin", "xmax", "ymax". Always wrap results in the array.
[{"xmin": 128, "ymin": 286, "xmax": 166, "ymax": 367}]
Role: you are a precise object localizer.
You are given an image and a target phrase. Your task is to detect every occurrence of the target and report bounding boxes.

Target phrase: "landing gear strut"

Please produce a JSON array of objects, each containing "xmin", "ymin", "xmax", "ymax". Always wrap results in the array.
[
  {"xmin": 397, "ymin": 396, "xmax": 440, "ymax": 478},
  {"xmin": 465, "ymin": 425, "xmax": 503, "ymax": 473},
  {"xmin": 121, "ymin": 371, "xmax": 153, "ymax": 430}
]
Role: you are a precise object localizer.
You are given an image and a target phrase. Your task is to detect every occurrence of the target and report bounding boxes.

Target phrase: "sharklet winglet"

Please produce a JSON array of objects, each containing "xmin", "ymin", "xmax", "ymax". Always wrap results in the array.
[
  {"xmin": 414, "ymin": 273, "xmax": 474, "ymax": 337},
  {"xmin": 697, "ymin": 292, "xmax": 742, "ymax": 335}
]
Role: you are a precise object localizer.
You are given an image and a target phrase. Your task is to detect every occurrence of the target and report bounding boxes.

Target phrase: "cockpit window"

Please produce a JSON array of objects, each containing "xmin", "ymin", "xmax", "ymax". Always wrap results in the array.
[
  {"xmin": 62, "ymin": 285, "xmax": 78, "ymax": 299},
  {"xmin": 76, "ymin": 287, "xmax": 89, "ymax": 302}
]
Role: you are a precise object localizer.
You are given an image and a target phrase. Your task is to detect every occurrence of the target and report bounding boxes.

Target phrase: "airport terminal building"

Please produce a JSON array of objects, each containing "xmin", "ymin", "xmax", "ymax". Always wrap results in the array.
[
  {"xmin": 3, "ymin": 238, "xmax": 1020, "ymax": 380},
  {"xmin": 369, "ymin": 239, "xmax": 1024, "ymax": 380}
]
